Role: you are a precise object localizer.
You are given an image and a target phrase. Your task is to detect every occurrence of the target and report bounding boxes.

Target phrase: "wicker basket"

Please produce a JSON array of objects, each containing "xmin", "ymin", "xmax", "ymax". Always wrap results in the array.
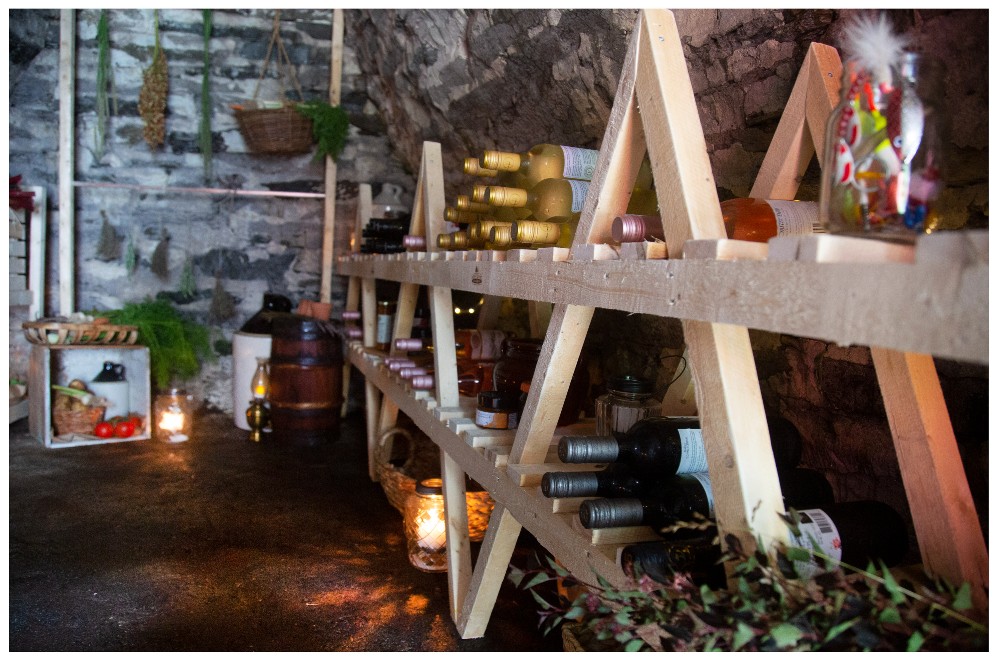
[
  {"xmin": 53, "ymin": 405, "xmax": 106, "ymax": 437},
  {"xmin": 234, "ymin": 105, "xmax": 313, "ymax": 155},
  {"xmin": 23, "ymin": 321, "xmax": 139, "ymax": 346},
  {"xmin": 376, "ymin": 426, "xmax": 496, "ymax": 540}
]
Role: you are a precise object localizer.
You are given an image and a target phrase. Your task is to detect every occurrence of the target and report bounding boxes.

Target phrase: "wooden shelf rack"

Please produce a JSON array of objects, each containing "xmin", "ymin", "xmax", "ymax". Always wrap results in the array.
[{"xmin": 336, "ymin": 9, "xmax": 988, "ymax": 637}]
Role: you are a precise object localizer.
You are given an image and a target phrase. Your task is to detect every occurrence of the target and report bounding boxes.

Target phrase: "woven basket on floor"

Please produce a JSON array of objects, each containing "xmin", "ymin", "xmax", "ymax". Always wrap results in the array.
[
  {"xmin": 234, "ymin": 105, "xmax": 313, "ymax": 155},
  {"xmin": 376, "ymin": 426, "xmax": 495, "ymax": 541},
  {"xmin": 53, "ymin": 405, "xmax": 106, "ymax": 437}
]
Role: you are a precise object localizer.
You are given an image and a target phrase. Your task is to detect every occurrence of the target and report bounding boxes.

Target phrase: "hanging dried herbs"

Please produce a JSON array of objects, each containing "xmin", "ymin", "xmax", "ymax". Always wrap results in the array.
[
  {"xmin": 150, "ymin": 228, "xmax": 170, "ymax": 280},
  {"xmin": 94, "ymin": 9, "xmax": 117, "ymax": 159},
  {"xmin": 124, "ymin": 232, "xmax": 138, "ymax": 273},
  {"xmin": 96, "ymin": 211, "xmax": 122, "ymax": 261},
  {"xmin": 208, "ymin": 274, "xmax": 236, "ymax": 323},
  {"xmin": 199, "ymin": 10, "xmax": 213, "ymax": 182},
  {"xmin": 179, "ymin": 256, "xmax": 197, "ymax": 300},
  {"xmin": 138, "ymin": 10, "xmax": 168, "ymax": 149}
]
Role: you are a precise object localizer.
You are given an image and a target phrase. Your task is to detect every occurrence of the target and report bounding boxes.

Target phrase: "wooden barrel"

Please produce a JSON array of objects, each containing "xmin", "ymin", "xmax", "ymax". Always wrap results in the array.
[{"xmin": 268, "ymin": 315, "xmax": 343, "ymax": 446}]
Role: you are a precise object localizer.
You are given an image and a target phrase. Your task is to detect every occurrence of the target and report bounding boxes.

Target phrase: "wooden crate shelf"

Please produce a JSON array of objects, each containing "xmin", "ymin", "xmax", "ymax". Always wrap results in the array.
[{"xmin": 338, "ymin": 9, "xmax": 988, "ymax": 637}]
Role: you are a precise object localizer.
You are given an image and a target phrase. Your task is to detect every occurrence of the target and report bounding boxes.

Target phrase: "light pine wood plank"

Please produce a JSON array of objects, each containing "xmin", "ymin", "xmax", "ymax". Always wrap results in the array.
[
  {"xmin": 456, "ymin": 508, "xmax": 523, "ymax": 638},
  {"xmin": 441, "ymin": 449, "xmax": 473, "ymax": 624},
  {"xmin": 58, "ymin": 10, "xmax": 76, "ymax": 316},
  {"xmin": 870, "ymin": 348, "xmax": 988, "ymax": 614}
]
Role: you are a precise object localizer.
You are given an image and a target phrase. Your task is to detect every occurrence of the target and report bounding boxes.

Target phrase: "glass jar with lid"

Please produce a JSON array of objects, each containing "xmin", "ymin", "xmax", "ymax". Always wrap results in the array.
[{"xmin": 594, "ymin": 375, "xmax": 660, "ymax": 436}]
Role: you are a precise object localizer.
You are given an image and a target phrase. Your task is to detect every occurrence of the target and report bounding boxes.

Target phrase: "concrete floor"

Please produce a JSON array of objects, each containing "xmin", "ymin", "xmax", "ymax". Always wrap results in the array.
[{"xmin": 7, "ymin": 409, "xmax": 563, "ymax": 652}]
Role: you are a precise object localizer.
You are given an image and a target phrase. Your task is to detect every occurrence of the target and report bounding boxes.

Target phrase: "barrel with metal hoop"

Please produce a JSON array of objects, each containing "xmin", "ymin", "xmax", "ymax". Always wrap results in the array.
[{"xmin": 268, "ymin": 314, "xmax": 343, "ymax": 446}]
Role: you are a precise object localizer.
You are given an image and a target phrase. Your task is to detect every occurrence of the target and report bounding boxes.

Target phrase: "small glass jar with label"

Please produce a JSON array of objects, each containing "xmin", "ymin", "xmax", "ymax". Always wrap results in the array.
[
  {"xmin": 475, "ymin": 391, "xmax": 521, "ymax": 430},
  {"xmin": 594, "ymin": 375, "xmax": 659, "ymax": 436}
]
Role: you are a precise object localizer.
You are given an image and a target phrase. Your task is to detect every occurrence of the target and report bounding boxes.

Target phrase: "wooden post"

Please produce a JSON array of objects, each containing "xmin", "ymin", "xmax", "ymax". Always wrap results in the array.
[
  {"xmin": 320, "ymin": 8, "xmax": 344, "ymax": 304},
  {"xmin": 58, "ymin": 9, "xmax": 75, "ymax": 316}
]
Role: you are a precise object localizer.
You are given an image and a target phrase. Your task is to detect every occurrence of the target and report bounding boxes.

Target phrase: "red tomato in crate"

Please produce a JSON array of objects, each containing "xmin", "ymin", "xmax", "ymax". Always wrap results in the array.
[
  {"xmin": 127, "ymin": 415, "xmax": 145, "ymax": 432},
  {"xmin": 114, "ymin": 420, "xmax": 136, "ymax": 438},
  {"xmin": 94, "ymin": 422, "xmax": 114, "ymax": 438}
]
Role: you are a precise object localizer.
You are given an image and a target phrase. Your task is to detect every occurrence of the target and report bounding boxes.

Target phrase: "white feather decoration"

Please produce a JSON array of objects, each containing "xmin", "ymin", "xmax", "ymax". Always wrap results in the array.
[{"xmin": 840, "ymin": 12, "xmax": 909, "ymax": 86}]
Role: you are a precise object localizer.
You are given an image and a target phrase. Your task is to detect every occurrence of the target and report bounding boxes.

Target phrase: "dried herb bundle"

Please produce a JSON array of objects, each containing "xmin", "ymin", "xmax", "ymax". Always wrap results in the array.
[
  {"xmin": 150, "ymin": 230, "xmax": 170, "ymax": 280},
  {"xmin": 208, "ymin": 275, "xmax": 236, "ymax": 323},
  {"xmin": 96, "ymin": 213, "xmax": 122, "ymax": 261},
  {"xmin": 138, "ymin": 10, "xmax": 167, "ymax": 149}
]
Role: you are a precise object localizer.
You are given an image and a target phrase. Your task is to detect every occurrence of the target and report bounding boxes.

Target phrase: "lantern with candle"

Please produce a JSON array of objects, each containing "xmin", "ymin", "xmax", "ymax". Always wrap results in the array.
[
  {"xmin": 246, "ymin": 357, "xmax": 270, "ymax": 442},
  {"xmin": 154, "ymin": 388, "xmax": 193, "ymax": 443},
  {"xmin": 404, "ymin": 478, "xmax": 448, "ymax": 572}
]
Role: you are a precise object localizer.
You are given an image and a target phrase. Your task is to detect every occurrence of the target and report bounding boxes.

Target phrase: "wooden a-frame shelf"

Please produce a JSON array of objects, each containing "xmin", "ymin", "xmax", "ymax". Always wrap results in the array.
[{"xmin": 337, "ymin": 10, "xmax": 988, "ymax": 637}]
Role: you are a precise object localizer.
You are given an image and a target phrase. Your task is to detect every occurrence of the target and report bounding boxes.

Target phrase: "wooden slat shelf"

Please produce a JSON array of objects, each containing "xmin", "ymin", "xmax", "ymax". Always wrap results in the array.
[
  {"xmin": 339, "ymin": 9, "xmax": 988, "ymax": 637},
  {"xmin": 338, "ymin": 231, "xmax": 987, "ymax": 365}
]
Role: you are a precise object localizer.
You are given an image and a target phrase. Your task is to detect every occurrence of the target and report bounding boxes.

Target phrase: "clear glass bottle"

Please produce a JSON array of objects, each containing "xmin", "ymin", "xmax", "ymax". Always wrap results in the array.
[
  {"xmin": 820, "ymin": 52, "xmax": 948, "ymax": 239},
  {"xmin": 375, "ymin": 300, "xmax": 395, "ymax": 351},
  {"xmin": 481, "ymin": 143, "xmax": 600, "ymax": 187},
  {"xmin": 594, "ymin": 375, "xmax": 660, "ymax": 436},
  {"xmin": 721, "ymin": 198, "xmax": 821, "ymax": 242}
]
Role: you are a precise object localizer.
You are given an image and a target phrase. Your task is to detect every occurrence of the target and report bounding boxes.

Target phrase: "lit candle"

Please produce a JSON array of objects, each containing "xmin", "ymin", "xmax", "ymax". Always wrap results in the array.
[
  {"xmin": 159, "ymin": 409, "xmax": 188, "ymax": 442},
  {"xmin": 415, "ymin": 506, "xmax": 447, "ymax": 551}
]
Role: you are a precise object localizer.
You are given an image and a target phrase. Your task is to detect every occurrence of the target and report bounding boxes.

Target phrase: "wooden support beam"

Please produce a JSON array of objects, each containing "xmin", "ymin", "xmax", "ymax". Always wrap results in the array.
[
  {"xmin": 320, "ymin": 8, "xmax": 344, "ymax": 304},
  {"xmin": 58, "ymin": 9, "xmax": 76, "ymax": 316}
]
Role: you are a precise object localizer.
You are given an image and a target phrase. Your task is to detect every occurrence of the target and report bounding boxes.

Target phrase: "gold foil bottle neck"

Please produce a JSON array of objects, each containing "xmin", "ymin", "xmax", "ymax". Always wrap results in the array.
[
  {"xmin": 513, "ymin": 220, "xmax": 562, "ymax": 245},
  {"xmin": 482, "ymin": 150, "xmax": 522, "ymax": 172},
  {"xmin": 488, "ymin": 186, "xmax": 529, "ymax": 208}
]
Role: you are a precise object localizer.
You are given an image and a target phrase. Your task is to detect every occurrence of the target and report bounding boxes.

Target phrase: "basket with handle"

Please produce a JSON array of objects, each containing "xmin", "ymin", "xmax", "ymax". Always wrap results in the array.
[
  {"xmin": 375, "ymin": 425, "xmax": 495, "ymax": 540},
  {"xmin": 53, "ymin": 405, "xmax": 106, "ymax": 437},
  {"xmin": 233, "ymin": 11, "xmax": 313, "ymax": 154}
]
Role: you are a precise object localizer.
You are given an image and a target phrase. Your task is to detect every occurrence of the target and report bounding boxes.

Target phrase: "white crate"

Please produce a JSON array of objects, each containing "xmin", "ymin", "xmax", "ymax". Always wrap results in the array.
[{"xmin": 28, "ymin": 345, "xmax": 152, "ymax": 448}]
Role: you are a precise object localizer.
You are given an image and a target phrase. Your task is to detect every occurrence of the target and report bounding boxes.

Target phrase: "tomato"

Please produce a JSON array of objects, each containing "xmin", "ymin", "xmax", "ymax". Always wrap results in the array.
[
  {"xmin": 114, "ymin": 420, "xmax": 136, "ymax": 438},
  {"xmin": 127, "ymin": 415, "xmax": 145, "ymax": 431},
  {"xmin": 94, "ymin": 422, "xmax": 114, "ymax": 438}
]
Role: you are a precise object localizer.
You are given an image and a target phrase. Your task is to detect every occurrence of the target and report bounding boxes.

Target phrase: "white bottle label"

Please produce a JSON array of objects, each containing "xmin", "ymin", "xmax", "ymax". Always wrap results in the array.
[
  {"xmin": 789, "ymin": 508, "xmax": 843, "ymax": 577},
  {"xmin": 766, "ymin": 200, "xmax": 819, "ymax": 236},
  {"xmin": 675, "ymin": 428, "xmax": 709, "ymax": 474},
  {"xmin": 376, "ymin": 313, "xmax": 393, "ymax": 344},
  {"xmin": 468, "ymin": 330, "xmax": 507, "ymax": 360},
  {"xmin": 568, "ymin": 179, "xmax": 590, "ymax": 213},
  {"xmin": 689, "ymin": 471, "xmax": 715, "ymax": 518},
  {"xmin": 560, "ymin": 146, "xmax": 599, "ymax": 180}
]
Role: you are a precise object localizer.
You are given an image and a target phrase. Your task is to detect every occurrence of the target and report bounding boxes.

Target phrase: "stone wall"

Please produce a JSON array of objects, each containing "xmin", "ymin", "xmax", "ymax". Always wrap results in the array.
[{"xmin": 8, "ymin": 8, "xmax": 415, "ymax": 410}]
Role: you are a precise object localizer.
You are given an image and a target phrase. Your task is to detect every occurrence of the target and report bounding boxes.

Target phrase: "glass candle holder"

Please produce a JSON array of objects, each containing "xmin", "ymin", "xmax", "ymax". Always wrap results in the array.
[
  {"xmin": 154, "ymin": 388, "xmax": 193, "ymax": 443},
  {"xmin": 404, "ymin": 478, "xmax": 448, "ymax": 572},
  {"xmin": 820, "ymin": 52, "xmax": 947, "ymax": 241}
]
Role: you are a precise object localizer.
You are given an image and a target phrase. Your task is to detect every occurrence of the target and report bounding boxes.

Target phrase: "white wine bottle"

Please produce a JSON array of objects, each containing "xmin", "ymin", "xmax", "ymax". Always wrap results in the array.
[
  {"xmin": 510, "ymin": 216, "xmax": 579, "ymax": 248},
  {"xmin": 481, "ymin": 143, "xmax": 599, "ymax": 187}
]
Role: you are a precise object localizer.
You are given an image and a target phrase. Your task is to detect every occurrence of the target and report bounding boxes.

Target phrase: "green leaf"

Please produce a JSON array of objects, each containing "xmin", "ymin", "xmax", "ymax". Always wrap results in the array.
[
  {"xmin": 768, "ymin": 623, "xmax": 804, "ymax": 649},
  {"xmin": 879, "ymin": 561, "xmax": 906, "ymax": 604},
  {"xmin": 733, "ymin": 622, "xmax": 755, "ymax": 651},
  {"xmin": 823, "ymin": 618, "xmax": 857, "ymax": 643},
  {"xmin": 624, "ymin": 639, "xmax": 645, "ymax": 652},
  {"xmin": 563, "ymin": 605, "xmax": 585, "ymax": 620},
  {"xmin": 878, "ymin": 606, "xmax": 901, "ymax": 624},
  {"xmin": 906, "ymin": 631, "xmax": 925, "ymax": 652},
  {"xmin": 951, "ymin": 582, "xmax": 973, "ymax": 611},
  {"xmin": 522, "ymin": 572, "xmax": 550, "ymax": 590},
  {"xmin": 700, "ymin": 584, "xmax": 717, "ymax": 606},
  {"xmin": 529, "ymin": 588, "xmax": 554, "ymax": 611}
]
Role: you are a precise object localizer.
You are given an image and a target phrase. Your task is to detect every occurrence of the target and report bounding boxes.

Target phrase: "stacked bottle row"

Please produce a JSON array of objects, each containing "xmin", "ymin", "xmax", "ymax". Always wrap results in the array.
[
  {"xmin": 434, "ymin": 141, "xmax": 823, "ymax": 251},
  {"xmin": 540, "ymin": 416, "xmax": 909, "ymax": 585}
]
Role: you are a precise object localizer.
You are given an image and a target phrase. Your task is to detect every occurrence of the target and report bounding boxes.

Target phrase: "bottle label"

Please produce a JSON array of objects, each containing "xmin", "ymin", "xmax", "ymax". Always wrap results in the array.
[
  {"xmin": 689, "ymin": 471, "xmax": 715, "ymax": 517},
  {"xmin": 475, "ymin": 408, "xmax": 518, "ymax": 429},
  {"xmin": 376, "ymin": 313, "xmax": 393, "ymax": 344},
  {"xmin": 675, "ymin": 428, "xmax": 709, "ymax": 474},
  {"xmin": 789, "ymin": 508, "xmax": 843, "ymax": 577},
  {"xmin": 468, "ymin": 330, "xmax": 507, "ymax": 360},
  {"xmin": 568, "ymin": 179, "xmax": 590, "ymax": 213},
  {"xmin": 560, "ymin": 146, "xmax": 599, "ymax": 180},
  {"xmin": 766, "ymin": 200, "xmax": 819, "ymax": 236}
]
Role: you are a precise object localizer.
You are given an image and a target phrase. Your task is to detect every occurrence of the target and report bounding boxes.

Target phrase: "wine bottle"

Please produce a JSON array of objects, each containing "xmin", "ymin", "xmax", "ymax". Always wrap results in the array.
[
  {"xmin": 395, "ymin": 329, "xmax": 508, "ymax": 361},
  {"xmin": 546, "ymin": 464, "xmax": 832, "ymax": 507},
  {"xmin": 468, "ymin": 219, "xmax": 514, "ymax": 249},
  {"xmin": 578, "ymin": 467, "xmax": 828, "ymax": 530},
  {"xmin": 722, "ymin": 198, "xmax": 821, "ymax": 242},
  {"xmin": 541, "ymin": 462, "xmax": 645, "ymax": 499},
  {"xmin": 510, "ymin": 216, "xmax": 579, "ymax": 248},
  {"xmin": 620, "ymin": 533, "xmax": 726, "ymax": 587},
  {"xmin": 611, "ymin": 199, "xmax": 820, "ymax": 244},
  {"xmin": 558, "ymin": 415, "xmax": 802, "ymax": 476},
  {"xmin": 788, "ymin": 500, "xmax": 909, "ymax": 572},
  {"xmin": 455, "ymin": 196, "xmax": 494, "ymax": 214},
  {"xmin": 445, "ymin": 207, "xmax": 483, "ymax": 224},
  {"xmin": 486, "ymin": 224, "xmax": 533, "ymax": 250},
  {"xmin": 558, "ymin": 416, "xmax": 706, "ymax": 474},
  {"xmin": 437, "ymin": 230, "xmax": 470, "ymax": 250},
  {"xmin": 463, "ymin": 157, "xmax": 499, "ymax": 178},
  {"xmin": 481, "ymin": 143, "xmax": 599, "ymax": 187},
  {"xmin": 487, "ymin": 177, "xmax": 590, "ymax": 222}
]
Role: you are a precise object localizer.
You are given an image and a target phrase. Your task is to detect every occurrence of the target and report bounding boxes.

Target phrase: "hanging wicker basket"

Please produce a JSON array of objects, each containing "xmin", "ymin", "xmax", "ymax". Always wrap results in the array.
[
  {"xmin": 233, "ymin": 11, "xmax": 313, "ymax": 155},
  {"xmin": 235, "ymin": 105, "xmax": 313, "ymax": 154}
]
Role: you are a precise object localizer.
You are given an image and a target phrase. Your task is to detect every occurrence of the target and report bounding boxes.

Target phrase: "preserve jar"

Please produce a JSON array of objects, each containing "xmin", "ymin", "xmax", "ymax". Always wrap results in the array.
[{"xmin": 594, "ymin": 375, "xmax": 660, "ymax": 436}]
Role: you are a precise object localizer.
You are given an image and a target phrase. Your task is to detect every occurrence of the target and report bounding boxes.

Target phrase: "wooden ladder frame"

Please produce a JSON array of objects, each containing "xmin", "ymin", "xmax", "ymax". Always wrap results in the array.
[{"xmin": 358, "ymin": 8, "xmax": 987, "ymax": 636}]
